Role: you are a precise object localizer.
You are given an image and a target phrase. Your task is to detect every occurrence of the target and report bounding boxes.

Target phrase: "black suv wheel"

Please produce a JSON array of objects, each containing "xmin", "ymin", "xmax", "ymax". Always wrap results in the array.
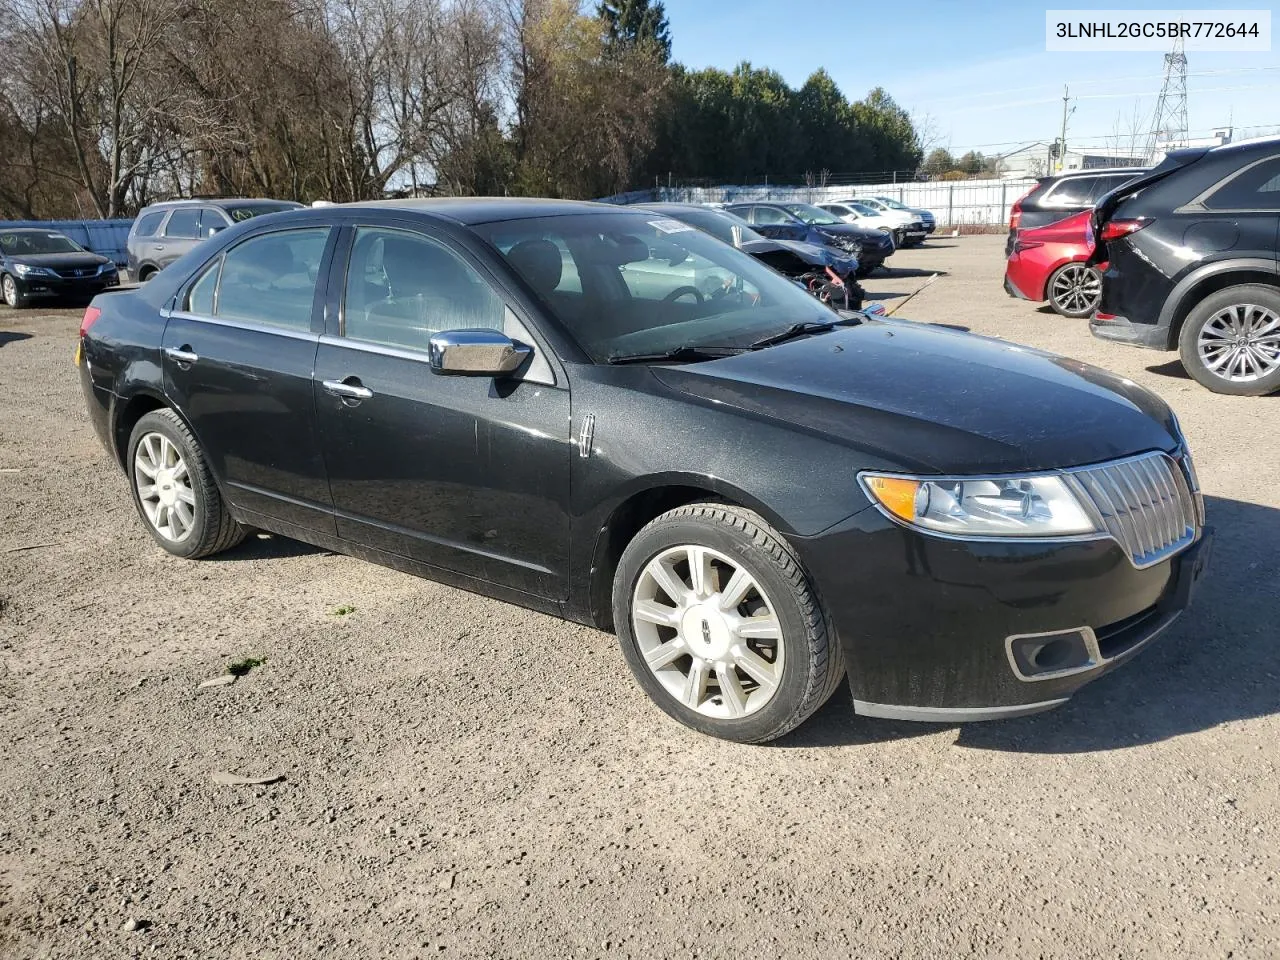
[{"xmin": 1178, "ymin": 284, "xmax": 1280, "ymax": 396}]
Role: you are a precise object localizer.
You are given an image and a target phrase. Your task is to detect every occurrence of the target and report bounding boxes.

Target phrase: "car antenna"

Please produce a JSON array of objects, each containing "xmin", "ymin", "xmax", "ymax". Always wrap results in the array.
[{"xmin": 884, "ymin": 273, "xmax": 938, "ymax": 317}]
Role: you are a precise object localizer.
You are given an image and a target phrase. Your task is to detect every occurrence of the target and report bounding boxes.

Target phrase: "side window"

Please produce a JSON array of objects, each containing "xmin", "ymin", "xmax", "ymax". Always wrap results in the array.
[
  {"xmin": 187, "ymin": 259, "xmax": 220, "ymax": 314},
  {"xmin": 133, "ymin": 211, "xmax": 166, "ymax": 238},
  {"xmin": 1047, "ymin": 177, "xmax": 1097, "ymax": 206},
  {"xmin": 216, "ymin": 228, "xmax": 329, "ymax": 330},
  {"xmin": 1088, "ymin": 174, "xmax": 1137, "ymax": 203},
  {"xmin": 343, "ymin": 227, "xmax": 506, "ymax": 351},
  {"xmin": 163, "ymin": 208, "xmax": 199, "ymax": 239},
  {"xmin": 1205, "ymin": 157, "xmax": 1280, "ymax": 211},
  {"xmin": 197, "ymin": 208, "xmax": 231, "ymax": 238},
  {"xmin": 753, "ymin": 206, "xmax": 790, "ymax": 225}
]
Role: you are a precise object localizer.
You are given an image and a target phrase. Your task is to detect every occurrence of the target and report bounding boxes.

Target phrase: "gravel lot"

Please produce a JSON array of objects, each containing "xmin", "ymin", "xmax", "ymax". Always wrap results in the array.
[{"xmin": 2, "ymin": 235, "xmax": 1278, "ymax": 959}]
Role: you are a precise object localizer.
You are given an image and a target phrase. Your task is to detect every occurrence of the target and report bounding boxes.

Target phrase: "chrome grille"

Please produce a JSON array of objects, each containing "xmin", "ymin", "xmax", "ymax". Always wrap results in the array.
[{"xmin": 1066, "ymin": 452, "xmax": 1199, "ymax": 569}]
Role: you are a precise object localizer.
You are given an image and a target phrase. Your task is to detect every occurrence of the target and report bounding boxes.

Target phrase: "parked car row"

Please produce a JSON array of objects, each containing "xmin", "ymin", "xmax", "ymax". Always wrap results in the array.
[{"xmin": 1003, "ymin": 135, "xmax": 1280, "ymax": 396}]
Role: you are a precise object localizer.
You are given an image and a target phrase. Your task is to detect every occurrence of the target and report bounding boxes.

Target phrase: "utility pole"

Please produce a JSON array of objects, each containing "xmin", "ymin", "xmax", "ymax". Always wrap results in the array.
[{"xmin": 1057, "ymin": 85, "xmax": 1072, "ymax": 172}]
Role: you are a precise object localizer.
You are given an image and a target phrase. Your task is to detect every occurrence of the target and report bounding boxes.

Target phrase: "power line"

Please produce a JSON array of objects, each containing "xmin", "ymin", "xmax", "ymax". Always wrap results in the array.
[{"xmin": 943, "ymin": 122, "xmax": 1280, "ymax": 154}]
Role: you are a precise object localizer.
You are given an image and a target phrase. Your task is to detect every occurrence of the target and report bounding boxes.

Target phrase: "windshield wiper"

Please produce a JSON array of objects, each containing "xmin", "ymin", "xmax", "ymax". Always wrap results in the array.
[
  {"xmin": 606, "ymin": 345, "xmax": 744, "ymax": 365},
  {"xmin": 747, "ymin": 321, "xmax": 836, "ymax": 350}
]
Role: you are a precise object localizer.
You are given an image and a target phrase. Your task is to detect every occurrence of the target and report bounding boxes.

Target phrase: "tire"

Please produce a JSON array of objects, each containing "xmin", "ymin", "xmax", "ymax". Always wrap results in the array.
[
  {"xmin": 1177, "ymin": 284, "xmax": 1280, "ymax": 396},
  {"xmin": 126, "ymin": 409, "xmax": 246, "ymax": 558},
  {"xmin": 137, "ymin": 266, "xmax": 156, "ymax": 283},
  {"xmin": 612, "ymin": 502, "xmax": 845, "ymax": 743},
  {"xmin": 1047, "ymin": 262, "xmax": 1102, "ymax": 318},
  {"xmin": 2, "ymin": 274, "xmax": 27, "ymax": 309}
]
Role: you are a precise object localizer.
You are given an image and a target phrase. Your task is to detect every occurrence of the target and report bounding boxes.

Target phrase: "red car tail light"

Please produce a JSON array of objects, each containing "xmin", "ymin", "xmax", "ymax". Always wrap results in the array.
[
  {"xmin": 1099, "ymin": 219, "xmax": 1149, "ymax": 242},
  {"xmin": 79, "ymin": 305, "xmax": 102, "ymax": 337},
  {"xmin": 1012, "ymin": 239, "xmax": 1044, "ymax": 254}
]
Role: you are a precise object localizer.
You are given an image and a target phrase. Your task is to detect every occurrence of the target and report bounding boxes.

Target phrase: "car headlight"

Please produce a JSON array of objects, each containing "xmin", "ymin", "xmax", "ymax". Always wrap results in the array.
[
  {"xmin": 98, "ymin": 262, "xmax": 118, "ymax": 274},
  {"xmin": 13, "ymin": 263, "xmax": 54, "ymax": 277},
  {"xmin": 860, "ymin": 472, "xmax": 1098, "ymax": 538}
]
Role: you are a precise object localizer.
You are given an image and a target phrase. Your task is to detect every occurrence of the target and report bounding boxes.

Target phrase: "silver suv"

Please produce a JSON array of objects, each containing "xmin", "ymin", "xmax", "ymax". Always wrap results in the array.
[{"xmin": 126, "ymin": 198, "xmax": 303, "ymax": 282}]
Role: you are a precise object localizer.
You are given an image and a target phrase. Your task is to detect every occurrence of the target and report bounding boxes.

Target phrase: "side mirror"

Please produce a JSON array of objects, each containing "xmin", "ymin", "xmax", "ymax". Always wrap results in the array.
[
  {"xmin": 428, "ymin": 329, "xmax": 531, "ymax": 377},
  {"xmin": 206, "ymin": 225, "xmax": 226, "ymax": 238}
]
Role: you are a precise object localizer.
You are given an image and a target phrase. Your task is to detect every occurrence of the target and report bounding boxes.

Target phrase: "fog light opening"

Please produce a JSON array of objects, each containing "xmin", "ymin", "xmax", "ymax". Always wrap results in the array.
[{"xmin": 1007, "ymin": 628, "xmax": 1096, "ymax": 681}]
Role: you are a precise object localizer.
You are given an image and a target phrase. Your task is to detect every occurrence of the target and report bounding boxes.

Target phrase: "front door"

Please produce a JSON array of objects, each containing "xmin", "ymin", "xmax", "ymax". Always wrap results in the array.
[
  {"xmin": 162, "ymin": 226, "xmax": 336, "ymax": 533},
  {"xmin": 313, "ymin": 224, "xmax": 571, "ymax": 599}
]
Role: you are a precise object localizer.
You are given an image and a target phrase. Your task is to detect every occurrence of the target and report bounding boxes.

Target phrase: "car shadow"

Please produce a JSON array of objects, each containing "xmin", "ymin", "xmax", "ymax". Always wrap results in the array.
[
  {"xmin": 205, "ymin": 532, "xmax": 329, "ymax": 562},
  {"xmin": 776, "ymin": 494, "xmax": 1280, "ymax": 753},
  {"xmin": 862, "ymin": 291, "xmax": 916, "ymax": 301},
  {"xmin": 0, "ymin": 332, "xmax": 33, "ymax": 348},
  {"xmin": 1145, "ymin": 359, "xmax": 1191, "ymax": 380},
  {"xmin": 879, "ymin": 267, "xmax": 949, "ymax": 279}
]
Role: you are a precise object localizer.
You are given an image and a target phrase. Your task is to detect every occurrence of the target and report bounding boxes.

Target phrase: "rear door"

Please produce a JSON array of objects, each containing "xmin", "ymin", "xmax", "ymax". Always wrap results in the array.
[
  {"xmin": 162, "ymin": 225, "xmax": 337, "ymax": 533},
  {"xmin": 157, "ymin": 207, "xmax": 202, "ymax": 268},
  {"xmin": 312, "ymin": 222, "xmax": 572, "ymax": 598}
]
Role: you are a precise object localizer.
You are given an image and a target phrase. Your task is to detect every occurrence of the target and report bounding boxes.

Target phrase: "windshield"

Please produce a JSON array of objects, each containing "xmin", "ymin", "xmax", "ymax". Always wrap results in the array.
[
  {"xmin": 0, "ymin": 231, "xmax": 84, "ymax": 255},
  {"xmin": 223, "ymin": 202, "xmax": 301, "ymax": 223},
  {"xmin": 639, "ymin": 206, "xmax": 767, "ymax": 246},
  {"xmin": 848, "ymin": 202, "xmax": 880, "ymax": 216},
  {"xmin": 474, "ymin": 212, "xmax": 836, "ymax": 363},
  {"xmin": 875, "ymin": 197, "xmax": 910, "ymax": 211},
  {"xmin": 781, "ymin": 203, "xmax": 843, "ymax": 225}
]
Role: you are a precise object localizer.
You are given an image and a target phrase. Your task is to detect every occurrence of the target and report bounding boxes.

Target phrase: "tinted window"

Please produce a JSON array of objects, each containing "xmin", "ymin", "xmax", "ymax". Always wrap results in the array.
[
  {"xmin": 1205, "ymin": 157, "xmax": 1280, "ymax": 210},
  {"xmin": 133, "ymin": 211, "xmax": 166, "ymax": 238},
  {"xmin": 1047, "ymin": 176, "xmax": 1097, "ymax": 206},
  {"xmin": 752, "ymin": 206, "xmax": 791, "ymax": 225},
  {"xmin": 216, "ymin": 228, "xmax": 329, "ymax": 330},
  {"xmin": 1088, "ymin": 173, "xmax": 1140, "ymax": 202},
  {"xmin": 163, "ymin": 208, "xmax": 200, "ymax": 238},
  {"xmin": 198, "ymin": 208, "xmax": 231, "ymax": 234},
  {"xmin": 222, "ymin": 202, "xmax": 301, "ymax": 222},
  {"xmin": 343, "ymin": 228, "xmax": 505, "ymax": 351},
  {"xmin": 187, "ymin": 259, "xmax": 220, "ymax": 314},
  {"xmin": 0, "ymin": 231, "xmax": 82, "ymax": 254}
]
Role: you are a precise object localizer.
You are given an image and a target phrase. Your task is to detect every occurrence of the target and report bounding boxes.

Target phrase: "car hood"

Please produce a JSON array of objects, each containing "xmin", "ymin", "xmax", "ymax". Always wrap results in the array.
[
  {"xmin": 8, "ymin": 252, "xmax": 111, "ymax": 269},
  {"xmin": 649, "ymin": 320, "xmax": 1178, "ymax": 474},
  {"xmin": 740, "ymin": 238, "xmax": 857, "ymax": 273}
]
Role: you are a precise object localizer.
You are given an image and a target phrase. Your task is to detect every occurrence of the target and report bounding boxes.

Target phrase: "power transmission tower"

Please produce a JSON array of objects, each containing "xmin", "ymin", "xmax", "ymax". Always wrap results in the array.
[{"xmin": 1146, "ymin": 39, "xmax": 1189, "ymax": 162}]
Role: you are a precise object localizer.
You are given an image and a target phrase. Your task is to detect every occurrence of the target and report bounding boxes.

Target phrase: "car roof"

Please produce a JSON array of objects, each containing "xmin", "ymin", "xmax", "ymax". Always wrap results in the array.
[
  {"xmin": 0, "ymin": 227, "xmax": 71, "ymax": 236},
  {"xmin": 1038, "ymin": 167, "xmax": 1149, "ymax": 184},
  {"xmin": 321, "ymin": 197, "xmax": 624, "ymax": 225},
  {"xmin": 143, "ymin": 198, "xmax": 303, "ymax": 210}
]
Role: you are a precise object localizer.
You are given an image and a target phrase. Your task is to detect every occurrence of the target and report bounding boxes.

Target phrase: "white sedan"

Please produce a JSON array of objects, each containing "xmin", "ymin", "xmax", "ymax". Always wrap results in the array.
[{"xmin": 818, "ymin": 201, "xmax": 916, "ymax": 248}]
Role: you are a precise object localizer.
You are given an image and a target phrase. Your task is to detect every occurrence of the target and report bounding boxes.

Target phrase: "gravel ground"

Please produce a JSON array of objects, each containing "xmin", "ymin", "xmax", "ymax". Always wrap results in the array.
[{"xmin": 2, "ymin": 235, "xmax": 1277, "ymax": 959}]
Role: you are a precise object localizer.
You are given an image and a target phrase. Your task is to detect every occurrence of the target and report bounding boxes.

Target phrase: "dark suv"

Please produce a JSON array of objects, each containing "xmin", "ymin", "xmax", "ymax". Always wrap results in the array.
[
  {"xmin": 1008, "ymin": 167, "xmax": 1147, "ymax": 256},
  {"xmin": 127, "ymin": 198, "xmax": 303, "ymax": 282},
  {"xmin": 1090, "ymin": 137, "xmax": 1280, "ymax": 396}
]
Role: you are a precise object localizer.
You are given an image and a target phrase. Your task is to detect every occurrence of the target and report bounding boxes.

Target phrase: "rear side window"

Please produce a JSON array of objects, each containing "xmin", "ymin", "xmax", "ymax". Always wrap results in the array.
[
  {"xmin": 1205, "ymin": 157, "xmax": 1280, "ymax": 210},
  {"xmin": 1089, "ymin": 173, "xmax": 1140, "ymax": 202},
  {"xmin": 214, "ymin": 228, "xmax": 330, "ymax": 330},
  {"xmin": 1045, "ymin": 176, "xmax": 1097, "ymax": 206},
  {"xmin": 187, "ymin": 259, "xmax": 220, "ymax": 314},
  {"xmin": 132, "ymin": 211, "xmax": 166, "ymax": 238},
  {"xmin": 163, "ymin": 208, "xmax": 199, "ymax": 239}
]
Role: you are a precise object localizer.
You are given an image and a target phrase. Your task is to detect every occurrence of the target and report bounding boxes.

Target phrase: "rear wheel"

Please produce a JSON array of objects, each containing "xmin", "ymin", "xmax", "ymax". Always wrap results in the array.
[
  {"xmin": 1178, "ymin": 284, "xmax": 1280, "ymax": 396},
  {"xmin": 612, "ymin": 502, "xmax": 845, "ymax": 743},
  {"xmin": 137, "ymin": 266, "xmax": 156, "ymax": 283},
  {"xmin": 1047, "ymin": 262, "xmax": 1102, "ymax": 318},
  {"xmin": 127, "ymin": 409, "xmax": 246, "ymax": 558}
]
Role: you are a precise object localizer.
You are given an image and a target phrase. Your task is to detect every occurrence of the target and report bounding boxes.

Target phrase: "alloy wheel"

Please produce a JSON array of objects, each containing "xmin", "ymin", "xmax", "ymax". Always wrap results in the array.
[
  {"xmin": 1050, "ymin": 264, "xmax": 1101, "ymax": 315},
  {"xmin": 133, "ymin": 432, "xmax": 196, "ymax": 542},
  {"xmin": 1, "ymin": 275, "xmax": 14, "ymax": 305},
  {"xmin": 1197, "ymin": 303, "xmax": 1280, "ymax": 383},
  {"xmin": 631, "ymin": 544, "xmax": 784, "ymax": 720}
]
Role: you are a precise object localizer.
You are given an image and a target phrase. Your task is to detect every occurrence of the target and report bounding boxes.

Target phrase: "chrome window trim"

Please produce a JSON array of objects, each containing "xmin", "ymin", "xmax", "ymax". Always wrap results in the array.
[
  {"xmin": 856, "ymin": 449, "xmax": 1201, "ymax": 568},
  {"xmin": 164, "ymin": 309, "xmax": 320, "ymax": 342}
]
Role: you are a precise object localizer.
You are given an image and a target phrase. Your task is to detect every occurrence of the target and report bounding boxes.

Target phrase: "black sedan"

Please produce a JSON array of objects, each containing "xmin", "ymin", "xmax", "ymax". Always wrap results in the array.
[
  {"xmin": 634, "ymin": 202, "xmax": 865, "ymax": 310},
  {"xmin": 1, "ymin": 228, "xmax": 120, "ymax": 308},
  {"xmin": 724, "ymin": 201, "xmax": 896, "ymax": 276},
  {"xmin": 76, "ymin": 198, "xmax": 1210, "ymax": 743}
]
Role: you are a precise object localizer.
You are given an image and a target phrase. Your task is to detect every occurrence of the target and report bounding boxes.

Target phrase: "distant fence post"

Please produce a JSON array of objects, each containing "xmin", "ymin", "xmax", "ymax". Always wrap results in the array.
[
  {"xmin": 947, "ymin": 185, "xmax": 954, "ymax": 228},
  {"xmin": 1000, "ymin": 182, "xmax": 1007, "ymax": 224}
]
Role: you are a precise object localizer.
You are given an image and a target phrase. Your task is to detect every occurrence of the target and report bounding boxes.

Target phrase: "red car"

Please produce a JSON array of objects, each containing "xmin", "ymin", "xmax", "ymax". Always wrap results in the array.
[{"xmin": 1004, "ymin": 210, "xmax": 1103, "ymax": 318}]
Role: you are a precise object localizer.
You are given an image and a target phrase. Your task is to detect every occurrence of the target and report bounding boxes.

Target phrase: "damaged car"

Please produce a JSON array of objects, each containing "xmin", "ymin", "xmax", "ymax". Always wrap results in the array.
[
  {"xmin": 724, "ymin": 202, "xmax": 895, "ymax": 277},
  {"xmin": 635, "ymin": 203, "xmax": 864, "ymax": 310}
]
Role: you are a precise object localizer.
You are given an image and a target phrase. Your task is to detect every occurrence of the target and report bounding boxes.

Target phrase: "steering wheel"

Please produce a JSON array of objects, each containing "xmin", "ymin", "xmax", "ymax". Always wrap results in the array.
[{"xmin": 663, "ymin": 285, "xmax": 704, "ymax": 304}]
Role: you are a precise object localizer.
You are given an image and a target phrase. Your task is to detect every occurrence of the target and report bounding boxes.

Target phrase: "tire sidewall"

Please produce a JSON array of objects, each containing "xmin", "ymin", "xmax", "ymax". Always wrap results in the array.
[
  {"xmin": 1048, "ymin": 263, "xmax": 1099, "ymax": 318},
  {"xmin": 126, "ymin": 411, "xmax": 214, "ymax": 558},
  {"xmin": 612, "ymin": 512, "xmax": 820, "ymax": 743},
  {"xmin": 1178, "ymin": 284, "xmax": 1280, "ymax": 396}
]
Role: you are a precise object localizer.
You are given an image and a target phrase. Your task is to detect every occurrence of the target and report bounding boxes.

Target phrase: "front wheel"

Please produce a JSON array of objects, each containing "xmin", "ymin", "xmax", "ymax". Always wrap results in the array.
[
  {"xmin": 127, "ymin": 409, "xmax": 247, "ymax": 558},
  {"xmin": 1178, "ymin": 284, "xmax": 1280, "ymax": 396},
  {"xmin": 1, "ymin": 274, "xmax": 27, "ymax": 309},
  {"xmin": 612, "ymin": 503, "xmax": 845, "ymax": 743},
  {"xmin": 1047, "ymin": 262, "xmax": 1101, "ymax": 318}
]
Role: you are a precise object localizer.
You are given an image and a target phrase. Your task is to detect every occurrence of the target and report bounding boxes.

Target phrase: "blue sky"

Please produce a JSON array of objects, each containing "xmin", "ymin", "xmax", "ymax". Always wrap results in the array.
[{"xmin": 665, "ymin": 0, "xmax": 1280, "ymax": 157}]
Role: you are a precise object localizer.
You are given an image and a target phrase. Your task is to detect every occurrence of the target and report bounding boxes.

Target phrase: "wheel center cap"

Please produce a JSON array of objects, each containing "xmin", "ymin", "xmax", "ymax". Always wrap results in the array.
[
  {"xmin": 156, "ymin": 468, "xmax": 178, "ymax": 507},
  {"xmin": 681, "ymin": 603, "xmax": 732, "ymax": 660}
]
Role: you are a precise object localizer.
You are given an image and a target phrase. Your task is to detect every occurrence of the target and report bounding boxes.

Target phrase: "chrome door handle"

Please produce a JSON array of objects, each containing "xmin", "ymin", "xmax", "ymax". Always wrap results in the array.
[
  {"xmin": 152, "ymin": 245, "xmax": 164, "ymax": 251},
  {"xmin": 164, "ymin": 347, "xmax": 198, "ymax": 364},
  {"xmin": 322, "ymin": 379, "xmax": 373, "ymax": 400}
]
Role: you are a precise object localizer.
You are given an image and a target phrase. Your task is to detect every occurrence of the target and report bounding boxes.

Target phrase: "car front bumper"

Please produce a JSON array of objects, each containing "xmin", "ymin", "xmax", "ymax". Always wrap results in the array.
[
  {"xmin": 15, "ymin": 272, "xmax": 119, "ymax": 300},
  {"xmin": 792, "ymin": 510, "xmax": 1212, "ymax": 721}
]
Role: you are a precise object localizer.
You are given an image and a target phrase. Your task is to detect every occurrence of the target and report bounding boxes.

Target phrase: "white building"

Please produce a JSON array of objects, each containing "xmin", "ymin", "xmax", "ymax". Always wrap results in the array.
[{"xmin": 994, "ymin": 142, "xmax": 1147, "ymax": 178}]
